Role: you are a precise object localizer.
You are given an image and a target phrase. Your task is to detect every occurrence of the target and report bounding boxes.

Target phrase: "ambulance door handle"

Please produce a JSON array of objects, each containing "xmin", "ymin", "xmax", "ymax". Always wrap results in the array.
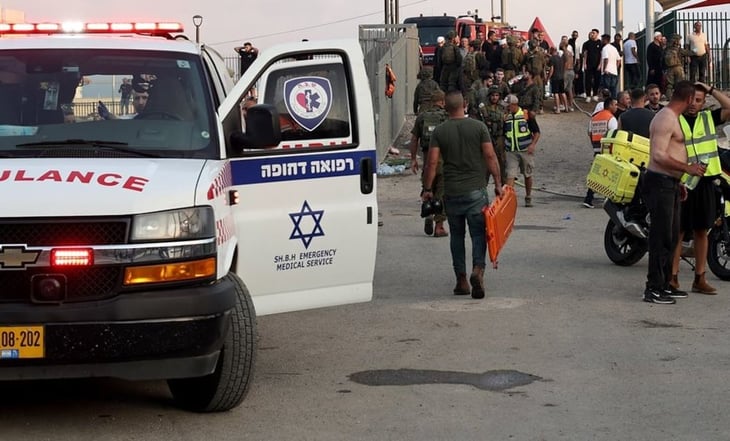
[{"xmin": 360, "ymin": 157, "xmax": 374, "ymax": 194}]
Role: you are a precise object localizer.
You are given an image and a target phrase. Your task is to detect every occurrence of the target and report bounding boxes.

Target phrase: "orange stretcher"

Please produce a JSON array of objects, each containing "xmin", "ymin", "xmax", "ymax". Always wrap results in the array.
[{"xmin": 482, "ymin": 185, "xmax": 517, "ymax": 268}]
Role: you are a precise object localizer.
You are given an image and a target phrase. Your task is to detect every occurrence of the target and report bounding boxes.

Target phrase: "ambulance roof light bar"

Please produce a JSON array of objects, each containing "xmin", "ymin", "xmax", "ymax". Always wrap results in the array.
[{"xmin": 0, "ymin": 21, "xmax": 184, "ymax": 36}]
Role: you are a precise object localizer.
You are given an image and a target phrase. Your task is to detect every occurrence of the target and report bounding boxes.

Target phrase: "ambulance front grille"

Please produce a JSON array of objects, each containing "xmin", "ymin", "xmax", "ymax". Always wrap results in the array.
[
  {"xmin": 0, "ymin": 219, "xmax": 129, "ymax": 246},
  {"xmin": 0, "ymin": 219, "xmax": 128, "ymax": 303},
  {"xmin": 0, "ymin": 267, "xmax": 121, "ymax": 303}
]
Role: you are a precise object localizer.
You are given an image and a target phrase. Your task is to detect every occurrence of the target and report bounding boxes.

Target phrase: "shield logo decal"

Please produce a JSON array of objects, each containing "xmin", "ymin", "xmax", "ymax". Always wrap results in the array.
[{"xmin": 283, "ymin": 76, "xmax": 333, "ymax": 132}]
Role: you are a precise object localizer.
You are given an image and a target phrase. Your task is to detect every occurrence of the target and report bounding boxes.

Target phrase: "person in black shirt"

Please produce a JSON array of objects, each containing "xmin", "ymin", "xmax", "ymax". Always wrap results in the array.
[
  {"xmin": 234, "ymin": 42, "xmax": 259, "ymax": 79},
  {"xmin": 581, "ymin": 29, "xmax": 603, "ymax": 102},
  {"xmin": 619, "ymin": 88, "xmax": 656, "ymax": 137},
  {"xmin": 646, "ymin": 32, "xmax": 664, "ymax": 89}
]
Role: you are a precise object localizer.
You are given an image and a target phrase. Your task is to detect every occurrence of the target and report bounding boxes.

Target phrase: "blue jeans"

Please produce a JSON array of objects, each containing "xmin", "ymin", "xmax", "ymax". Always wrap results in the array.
[
  {"xmin": 601, "ymin": 73, "xmax": 618, "ymax": 99},
  {"xmin": 443, "ymin": 188, "xmax": 489, "ymax": 275}
]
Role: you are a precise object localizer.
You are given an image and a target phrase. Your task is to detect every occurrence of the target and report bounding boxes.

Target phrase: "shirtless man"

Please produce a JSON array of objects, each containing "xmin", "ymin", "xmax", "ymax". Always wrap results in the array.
[{"xmin": 642, "ymin": 80, "xmax": 707, "ymax": 304}]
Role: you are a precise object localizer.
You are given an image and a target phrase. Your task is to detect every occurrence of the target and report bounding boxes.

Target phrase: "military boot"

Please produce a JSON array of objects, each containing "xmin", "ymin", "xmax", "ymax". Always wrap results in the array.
[
  {"xmin": 469, "ymin": 266, "xmax": 485, "ymax": 299},
  {"xmin": 692, "ymin": 272, "xmax": 717, "ymax": 295},
  {"xmin": 453, "ymin": 273, "xmax": 470, "ymax": 295}
]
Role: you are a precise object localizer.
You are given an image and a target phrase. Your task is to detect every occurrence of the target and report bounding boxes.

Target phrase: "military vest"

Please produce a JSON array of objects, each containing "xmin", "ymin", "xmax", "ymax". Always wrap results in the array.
[
  {"xmin": 482, "ymin": 104, "xmax": 505, "ymax": 138},
  {"xmin": 420, "ymin": 108, "xmax": 449, "ymax": 150}
]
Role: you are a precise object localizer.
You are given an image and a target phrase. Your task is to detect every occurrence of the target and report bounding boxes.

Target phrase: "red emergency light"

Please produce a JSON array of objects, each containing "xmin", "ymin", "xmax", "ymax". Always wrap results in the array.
[
  {"xmin": 51, "ymin": 248, "xmax": 94, "ymax": 267},
  {"xmin": 0, "ymin": 21, "xmax": 184, "ymax": 35}
]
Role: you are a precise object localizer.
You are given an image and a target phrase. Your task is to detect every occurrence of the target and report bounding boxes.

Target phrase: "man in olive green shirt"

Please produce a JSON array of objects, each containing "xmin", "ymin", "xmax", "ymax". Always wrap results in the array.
[{"xmin": 422, "ymin": 92, "xmax": 503, "ymax": 299}]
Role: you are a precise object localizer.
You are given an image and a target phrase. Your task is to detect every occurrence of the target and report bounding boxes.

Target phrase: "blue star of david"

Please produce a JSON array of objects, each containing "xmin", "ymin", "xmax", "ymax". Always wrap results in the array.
[
  {"xmin": 305, "ymin": 90, "xmax": 321, "ymax": 112},
  {"xmin": 289, "ymin": 200, "xmax": 325, "ymax": 249}
]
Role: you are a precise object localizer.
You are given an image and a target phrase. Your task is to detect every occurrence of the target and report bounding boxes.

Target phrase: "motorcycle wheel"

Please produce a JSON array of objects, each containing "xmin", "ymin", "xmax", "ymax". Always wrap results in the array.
[
  {"xmin": 604, "ymin": 219, "xmax": 647, "ymax": 266},
  {"xmin": 707, "ymin": 223, "xmax": 730, "ymax": 280}
]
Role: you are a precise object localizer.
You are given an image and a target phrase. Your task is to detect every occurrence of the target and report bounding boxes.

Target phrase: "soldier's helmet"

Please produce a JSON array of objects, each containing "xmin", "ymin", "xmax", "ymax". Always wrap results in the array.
[
  {"xmin": 417, "ymin": 68, "xmax": 432, "ymax": 80},
  {"xmin": 671, "ymin": 34, "xmax": 682, "ymax": 43},
  {"xmin": 488, "ymin": 86, "xmax": 501, "ymax": 96},
  {"xmin": 446, "ymin": 30, "xmax": 456, "ymax": 40}
]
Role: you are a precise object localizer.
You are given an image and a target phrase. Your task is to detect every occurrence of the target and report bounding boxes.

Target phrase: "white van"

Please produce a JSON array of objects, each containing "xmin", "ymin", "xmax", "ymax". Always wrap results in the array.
[{"xmin": 0, "ymin": 22, "xmax": 377, "ymax": 412}]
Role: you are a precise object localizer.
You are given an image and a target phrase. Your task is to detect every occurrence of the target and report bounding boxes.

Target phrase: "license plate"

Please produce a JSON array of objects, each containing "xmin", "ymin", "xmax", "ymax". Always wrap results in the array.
[{"xmin": 0, "ymin": 326, "xmax": 44, "ymax": 359}]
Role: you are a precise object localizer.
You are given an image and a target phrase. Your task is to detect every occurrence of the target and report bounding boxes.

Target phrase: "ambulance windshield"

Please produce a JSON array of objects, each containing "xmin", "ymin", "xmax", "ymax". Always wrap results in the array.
[{"xmin": 0, "ymin": 49, "xmax": 217, "ymax": 159}]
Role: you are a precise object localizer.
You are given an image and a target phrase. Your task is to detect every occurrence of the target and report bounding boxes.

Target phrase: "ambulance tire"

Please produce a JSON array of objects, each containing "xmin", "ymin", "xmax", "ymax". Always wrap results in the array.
[
  {"xmin": 604, "ymin": 219, "xmax": 647, "ymax": 266},
  {"xmin": 167, "ymin": 272, "xmax": 257, "ymax": 412},
  {"xmin": 707, "ymin": 223, "xmax": 730, "ymax": 280}
]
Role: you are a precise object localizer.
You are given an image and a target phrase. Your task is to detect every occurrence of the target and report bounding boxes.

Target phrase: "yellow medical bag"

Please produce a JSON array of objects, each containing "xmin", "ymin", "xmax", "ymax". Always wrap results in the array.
[
  {"xmin": 586, "ymin": 153, "xmax": 641, "ymax": 203},
  {"xmin": 600, "ymin": 129, "xmax": 650, "ymax": 169}
]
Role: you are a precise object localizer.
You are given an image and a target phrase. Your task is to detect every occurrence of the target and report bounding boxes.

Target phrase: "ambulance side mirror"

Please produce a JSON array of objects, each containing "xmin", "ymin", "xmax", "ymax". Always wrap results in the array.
[{"xmin": 230, "ymin": 104, "xmax": 281, "ymax": 150}]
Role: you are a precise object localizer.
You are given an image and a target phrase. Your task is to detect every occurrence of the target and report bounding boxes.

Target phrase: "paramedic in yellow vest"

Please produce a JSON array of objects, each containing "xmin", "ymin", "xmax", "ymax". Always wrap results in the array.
[
  {"xmin": 670, "ymin": 82, "xmax": 730, "ymax": 294},
  {"xmin": 504, "ymin": 94, "xmax": 541, "ymax": 207},
  {"xmin": 583, "ymin": 97, "xmax": 618, "ymax": 208}
]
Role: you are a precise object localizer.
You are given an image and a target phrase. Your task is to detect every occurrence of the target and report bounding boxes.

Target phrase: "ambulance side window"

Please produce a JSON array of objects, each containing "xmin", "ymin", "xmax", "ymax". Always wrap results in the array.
[{"xmin": 230, "ymin": 54, "xmax": 355, "ymax": 155}]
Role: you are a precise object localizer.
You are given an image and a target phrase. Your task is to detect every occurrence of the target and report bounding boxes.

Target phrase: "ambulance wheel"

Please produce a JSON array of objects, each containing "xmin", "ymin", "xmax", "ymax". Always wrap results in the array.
[
  {"xmin": 168, "ymin": 273, "xmax": 257, "ymax": 412},
  {"xmin": 707, "ymin": 224, "xmax": 730, "ymax": 280},
  {"xmin": 604, "ymin": 219, "xmax": 647, "ymax": 266}
]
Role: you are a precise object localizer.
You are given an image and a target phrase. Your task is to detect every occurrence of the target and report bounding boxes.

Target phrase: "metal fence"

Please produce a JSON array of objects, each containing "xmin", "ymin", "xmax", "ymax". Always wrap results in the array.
[
  {"xmin": 636, "ymin": 10, "xmax": 730, "ymax": 90},
  {"xmin": 358, "ymin": 23, "xmax": 420, "ymax": 162}
]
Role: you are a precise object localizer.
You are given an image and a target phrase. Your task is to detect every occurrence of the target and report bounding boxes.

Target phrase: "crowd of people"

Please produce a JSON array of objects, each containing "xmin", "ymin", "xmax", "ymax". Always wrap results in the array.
[{"xmin": 410, "ymin": 22, "xmax": 730, "ymax": 305}]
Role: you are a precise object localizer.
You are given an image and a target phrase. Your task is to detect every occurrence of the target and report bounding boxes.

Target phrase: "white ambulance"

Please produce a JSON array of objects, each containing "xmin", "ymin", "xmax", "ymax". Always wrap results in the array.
[{"xmin": 0, "ymin": 22, "xmax": 377, "ymax": 412}]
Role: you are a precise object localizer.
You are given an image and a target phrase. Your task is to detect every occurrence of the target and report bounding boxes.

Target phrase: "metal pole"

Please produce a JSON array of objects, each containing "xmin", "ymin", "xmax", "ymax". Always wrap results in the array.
[
  {"xmin": 605, "ymin": 0, "xmax": 612, "ymax": 36},
  {"xmin": 646, "ymin": 0, "xmax": 654, "ymax": 83},
  {"xmin": 384, "ymin": 0, "xmax": 388, "ymax": 24},
  {"xmin": 616, "ymin": 0, "xmax": 624, "ymax": 91},
  {"xmin": 395, "ymin": 0, "xmax": 399, "ymax": 24},
  {"xmin": 501, "ymin": 0, "xmax": 507, "ymax": 23}
]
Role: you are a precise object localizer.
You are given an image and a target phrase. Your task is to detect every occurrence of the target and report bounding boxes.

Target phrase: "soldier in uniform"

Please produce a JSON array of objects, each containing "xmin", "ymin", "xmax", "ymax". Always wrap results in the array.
[
  {"xmin": 480, "ymin": 86, "xmax": 507, "ymax": 185},
  {"xmin": 523, "ymin": 40, "xmax": 547, "ymax": 113},
  {"xmin": 439, "ymin": 31, "xmax": 463, "ymax": 93},
  {"xmin": 466, "ymin": 71, "xmax": 494, "ymax": 119},
  {"xmin": 664, "ymin": 34, "xmax": 689, "ymax": 99},
  {"xmin": 501, "ymin": 36, "xmax": 523, "ymax": 81},
  {"xmin": 517, "ymin": 70, "xmax": 541, "ymax": 118},
  {"xmin": 413, "ymin": 68, "xmax": 441, "ymax": 114},
  {"xmin": 408, "ymin": 89, "xmax": 449, "ymax": 237}
]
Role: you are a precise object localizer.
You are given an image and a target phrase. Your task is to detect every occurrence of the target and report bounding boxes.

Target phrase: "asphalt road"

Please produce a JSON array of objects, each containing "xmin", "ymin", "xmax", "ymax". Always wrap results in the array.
[{"xmin": 2, "ymin": 106, "xmax": 730, "ymax": 441}]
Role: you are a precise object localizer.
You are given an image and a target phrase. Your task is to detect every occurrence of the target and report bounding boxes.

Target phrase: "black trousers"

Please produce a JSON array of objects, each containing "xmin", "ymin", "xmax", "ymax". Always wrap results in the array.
[
  {"xmin": 642, "ymin": 171, "xmax": 680, "ymax": 291},
  {"xmin": 584, "ymin": 66, "xmax": 601, "ymax": 96}
]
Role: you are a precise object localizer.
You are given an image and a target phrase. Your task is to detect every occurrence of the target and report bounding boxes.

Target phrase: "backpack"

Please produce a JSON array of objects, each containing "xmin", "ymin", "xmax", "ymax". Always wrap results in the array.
[
  {"xmin": 441, "ymin": 44, "xmax": 457, "ymax": 65},
  {"xmin": 420, "ymin": 109, "xmax": 448, "ymax": 149},
  {"xmin": 463, "ymin": 52, "xmax": 477, "ymax": 81}
]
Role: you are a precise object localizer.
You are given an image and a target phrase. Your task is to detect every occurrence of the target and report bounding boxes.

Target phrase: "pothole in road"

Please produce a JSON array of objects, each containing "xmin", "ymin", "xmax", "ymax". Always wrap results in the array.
[
  {"xmin": 409, "ymin": 297, "xmax": 527, "ymax": 312},
  {"xmin": 348, "ymin": 368, "xmax": 543, "ymax": 392}
]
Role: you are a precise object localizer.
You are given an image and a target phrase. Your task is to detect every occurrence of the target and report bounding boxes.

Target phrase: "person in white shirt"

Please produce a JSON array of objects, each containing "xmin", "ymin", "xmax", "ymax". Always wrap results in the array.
[
  {"xmin": 688, "ymin": 21, "xmax": 710, "ymax": 83},
  {"xmin": 622, "ymin": 32, "xmax": 640, "ymax": 89},
  {"xmin": 600, "ymin": 33, "xmax": 621, "ymax": 99}
]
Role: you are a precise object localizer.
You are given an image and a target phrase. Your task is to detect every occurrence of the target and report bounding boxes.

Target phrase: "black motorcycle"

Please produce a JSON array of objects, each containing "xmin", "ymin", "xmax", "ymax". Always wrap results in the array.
[{"xmin": 603, "ymin": 152, "xmax": 730, "ymax": 280}]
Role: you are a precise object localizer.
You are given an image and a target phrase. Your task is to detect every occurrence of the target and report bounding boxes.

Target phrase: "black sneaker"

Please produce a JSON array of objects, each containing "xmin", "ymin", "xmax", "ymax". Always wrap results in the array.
[
  {"xmin": 664, "ymin": 286, "xmax": 688, "ymax": 299},
  {"xmin": 582, "ymin": 200, "xmax": 594, "ymax": 209},
  {"xmin": 643, "ymin": 288, "xmax": 676, "ymax": 304}
]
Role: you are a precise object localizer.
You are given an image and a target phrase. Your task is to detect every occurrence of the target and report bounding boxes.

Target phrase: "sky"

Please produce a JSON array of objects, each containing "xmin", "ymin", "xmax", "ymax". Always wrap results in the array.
[{"xmin": 3, "ymin": 0, "xmax": 730, "ymax": 56}]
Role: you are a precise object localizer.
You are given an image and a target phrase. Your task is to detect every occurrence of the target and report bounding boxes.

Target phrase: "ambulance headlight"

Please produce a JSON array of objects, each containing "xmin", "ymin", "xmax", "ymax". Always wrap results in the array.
[{"xmin": 131, "ymin": 207, "xmax": 215, "ymax": 241}]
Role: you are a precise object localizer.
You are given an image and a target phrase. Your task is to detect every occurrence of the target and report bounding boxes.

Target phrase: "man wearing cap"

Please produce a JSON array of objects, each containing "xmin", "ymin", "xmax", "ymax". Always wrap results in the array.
[
  {"xmin": 504, "ymin": 93, "xmax": 541, "ymax": 207},
  {"xmin": 433, "ymin": 36, "xmax": 446, "ymax": 84},
  {"xmin": 646, "ymin": 31, "xmax": 664, "ymax": 89},
  {"xmin": 234, "ymin": 42, "xmax": 259, "ymax": 78},
  {"xmin": 413, "ymin": 68, "xmax": 441, "ymax": 114}
]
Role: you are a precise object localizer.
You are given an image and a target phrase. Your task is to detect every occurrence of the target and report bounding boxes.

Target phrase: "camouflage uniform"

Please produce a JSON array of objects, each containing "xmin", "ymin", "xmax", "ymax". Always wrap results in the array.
[
  {"xmin": 523, "ymin": 45, "xmax": 546, "ymax": 111},
  {"xmin": 480, "ymin": 87, "xmax": 507, "ymax": 185},
  {"xmin": 518, "ymin": 82, "xmax": 541, "ymax": 115},
  {"xmin": 412, "ymin": 106, "xmax": 449, "ymax": 224},
  {"xmin": 501, "ymin": 37, "xmax": 523, "ymax": 81},
  {"xmin": 413, "ymin": 69, "xmax": 441, "ymax": 114},
  {"xmin": 664, "ymin": 35, "xmax": 689, "ymax": 99},
  {"xmin": 439, "ymin": 32, "xmax": 463, "ymax": 93}
]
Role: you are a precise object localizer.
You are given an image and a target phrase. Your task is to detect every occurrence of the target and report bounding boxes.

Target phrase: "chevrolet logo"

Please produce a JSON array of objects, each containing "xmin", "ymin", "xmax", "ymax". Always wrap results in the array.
[{"xmin": 0, "ymin": 245, "xmax": 41, "ymax": 269}]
